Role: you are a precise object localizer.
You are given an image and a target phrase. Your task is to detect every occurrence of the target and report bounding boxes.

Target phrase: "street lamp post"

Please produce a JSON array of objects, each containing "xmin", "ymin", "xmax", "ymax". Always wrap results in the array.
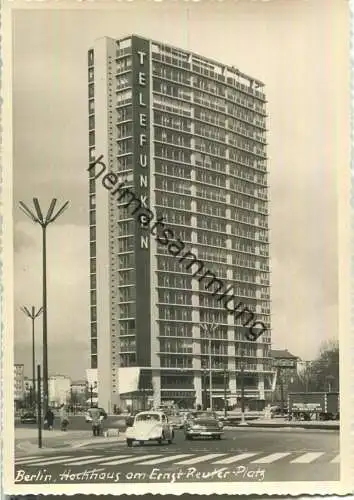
[
  {"xmin": 20, "ymin": 306, "xmax": 43, "ymax": 408},
  {"xmin": 200, "ymin": 322, "xmax": 218, "ymax": 411},
  {"xmin": 223, "ymin": 366, "xmax": 228, "ymax": 419},
  {"xmin": 239, "ymin": 349, "xmax": 247, "ymax": 426},
  {"xmin": 89, "ymin": 382, "xmax": 98, "ymax": 407},
  {"xmin": 201, "ymin": 367, "xmax": 207, "ymax": 410},
  {"xmin": 19, "ymin": 198, "xmax": 69, "ymax": 415}
]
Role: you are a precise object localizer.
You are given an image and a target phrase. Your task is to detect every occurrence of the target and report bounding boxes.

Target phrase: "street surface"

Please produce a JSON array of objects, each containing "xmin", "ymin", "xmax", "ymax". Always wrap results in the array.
[{"xmin": 14, "ymin": 428, "xmax": 340, "ymax": 483}]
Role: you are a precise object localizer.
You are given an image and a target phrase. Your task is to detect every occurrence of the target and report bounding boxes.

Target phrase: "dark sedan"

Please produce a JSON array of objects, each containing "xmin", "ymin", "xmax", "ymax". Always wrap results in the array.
[
  {"xmin": 125, "ymin": 410, "xmax": 140, "ymax": 428},
  {"xmin": 20, "ymin": 412, "xmax": 37, "ymax": 424},
  {"xmin": 184, "ymin": 411, "xmax": 224, "ymax": 440}
]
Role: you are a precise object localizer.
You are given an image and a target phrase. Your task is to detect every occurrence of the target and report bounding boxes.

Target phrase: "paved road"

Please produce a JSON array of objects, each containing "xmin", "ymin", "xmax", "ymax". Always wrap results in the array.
[{"xmin": 14, "ymin": 428, "xmax": 339, "ymax": 484}]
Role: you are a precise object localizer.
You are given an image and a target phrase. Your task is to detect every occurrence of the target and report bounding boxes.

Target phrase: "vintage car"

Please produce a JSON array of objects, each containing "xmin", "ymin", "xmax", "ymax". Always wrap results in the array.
[
  {"xmin": 126, "ymin": 411, "xmax": 174, "ymax": 447},
  {"xmin": 20, "ymin": 412, "xmax": 37, "ymax": 424},
  {"xmin": 184, "ymin": 411, "xmax": 224, "ymax": 440},
  {"xmin": 85, "ymin": 407, "xmax": 108, "ymax": 423}
]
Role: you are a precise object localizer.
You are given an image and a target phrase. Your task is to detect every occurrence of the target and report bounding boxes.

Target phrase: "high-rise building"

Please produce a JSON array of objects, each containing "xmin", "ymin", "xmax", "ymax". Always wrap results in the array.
[{"xmin": 88, "ymin": 35, "xmax": 272, "ymax": 413}]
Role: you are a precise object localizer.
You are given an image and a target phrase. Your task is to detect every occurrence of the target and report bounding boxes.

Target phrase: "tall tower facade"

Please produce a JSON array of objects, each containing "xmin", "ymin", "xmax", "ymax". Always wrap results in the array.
[{"xmin": 88, "ymin": 35, "xmax": 271, "ymax": 413}]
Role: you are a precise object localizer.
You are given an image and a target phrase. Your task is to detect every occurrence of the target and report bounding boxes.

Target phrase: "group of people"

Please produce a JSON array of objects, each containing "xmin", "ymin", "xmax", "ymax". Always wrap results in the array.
[
  {"xmin": 44, "ymin": 404, "xmax": 70, "ymax": 431},
  {"xmin": 43, "ymin": 405, "xmax": 104, "ymax": 436}
]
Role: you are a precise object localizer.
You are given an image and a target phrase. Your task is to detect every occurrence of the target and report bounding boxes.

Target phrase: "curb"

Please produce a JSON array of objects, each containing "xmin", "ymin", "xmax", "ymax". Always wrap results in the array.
[
  {"xmin": 71, "ymin": 436, "xmax": 126, "ymax": 449},
  {"xmin": 244, "ymin": 422, "xmax": 340, "ymax": 431}
]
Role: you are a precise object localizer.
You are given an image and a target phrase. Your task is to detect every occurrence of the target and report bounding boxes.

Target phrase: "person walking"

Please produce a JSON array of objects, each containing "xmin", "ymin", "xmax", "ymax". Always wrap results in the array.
[
  {"xmin": 90, "ymin": 407, "xmax": 103, "ymax": 437},
  {"xmin": 59, "ymin": 404, "xmax": 69, "ymax": 431},
  {"xmin": 44, "ymin": 408, "xmax": 55, "ymax": 430}
]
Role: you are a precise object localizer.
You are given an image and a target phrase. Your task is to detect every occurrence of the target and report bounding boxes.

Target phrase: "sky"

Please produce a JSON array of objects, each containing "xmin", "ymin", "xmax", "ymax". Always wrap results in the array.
[{"xmin": 12, "ymin": 0, "xmax": 349, "ymax": 380}]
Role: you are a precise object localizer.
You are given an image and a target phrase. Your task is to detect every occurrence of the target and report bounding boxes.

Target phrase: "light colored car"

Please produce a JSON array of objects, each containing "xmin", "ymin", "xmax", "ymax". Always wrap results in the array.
[{"xmin": 126, "ymin": 411, "xmax": 174, "ymax": 447}]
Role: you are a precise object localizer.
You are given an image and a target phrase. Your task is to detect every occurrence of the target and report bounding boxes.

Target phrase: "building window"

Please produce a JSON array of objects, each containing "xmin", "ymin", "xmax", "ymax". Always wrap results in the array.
[
  {"xmin": 89, "ymin": 115, "xmax": 95, "ymax": 130},
  {"xmin": 90, "ymin": 290, "xmax": 97, "ymax": 304},
  {"xmin": 89, "ymin": 131, "xmax": 95, "ymax": 147},
  {"xmin": 90, "ymin": 258, "xmax": 96, "ymax": 274},
  {"xmin": 88, "ymin": 99, "xmax": 95, "ymax": 114},
  {"xmin": 88, "ymin": 49, "xmax": 94, "ymax": 66},
  {"xmin": 89, "ymin": 210, "xmax": 96, "ymax": 225},
  {"xmin": 90, "ymin": 226, "xmax": 96, "ymax": 242},
  {"xmin": 91, "ymin": 306, "xmax": 97, "ymax": 322},
  {"xmin": 91, "ymin": 339, "xmax": 97, "ymax": 355},
  {"xmin": 91, "ymin": 354, "xmax": 97, "ymax": 369}
]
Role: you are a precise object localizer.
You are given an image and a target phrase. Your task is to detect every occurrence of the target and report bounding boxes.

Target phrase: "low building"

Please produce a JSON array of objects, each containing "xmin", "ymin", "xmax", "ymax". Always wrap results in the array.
[
  {"xmin": 70, "ymin": 379, "xmax": 88, "ymax": 407},
  {"xmin": 270, "ymin": 349, "xmax": 299, "ymax": 405},
  {"xmin": 48, "ymin": 375, "xmax": 72, "ymax": 407},
  {"xmin": 14, "ymin": 364, "xmax": 25, "ymax": 406}
]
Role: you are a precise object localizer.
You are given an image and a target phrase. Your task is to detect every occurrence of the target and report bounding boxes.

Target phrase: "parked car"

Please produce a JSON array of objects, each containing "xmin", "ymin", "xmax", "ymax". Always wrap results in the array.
[
  {"xmin": 162, "ymin": 409, "xmax": 184, "ymax": 429},
  {"xmin": 85, "ymin": 407, "xmax": 107, "ymax": 423},
  {"xmin": 125, "ymin": 410, "xmax": 140, "ymax": 428},
  {"xmin": 184, "ymin": 411, "xmax": 223, "ymax": 440},
  {"xmin": 20, "ymin": 412, "xmax": 37, "ymax": 424},
  {"xmin": 126, "ymin": 411, "xmax": 174, "ymax": 447}
]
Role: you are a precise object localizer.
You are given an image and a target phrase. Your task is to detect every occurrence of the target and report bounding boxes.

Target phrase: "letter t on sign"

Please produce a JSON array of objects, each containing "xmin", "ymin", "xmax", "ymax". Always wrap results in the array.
[{"xmin": 137, "ymin": 51, "xmax": 146, "ymax": 65}]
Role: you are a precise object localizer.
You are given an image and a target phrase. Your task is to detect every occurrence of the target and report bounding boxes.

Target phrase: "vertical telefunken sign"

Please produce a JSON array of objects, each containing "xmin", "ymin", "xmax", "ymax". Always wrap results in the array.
[{"xmin": 132, "ymin": 36, "xmax": 151, "ymax": 366}]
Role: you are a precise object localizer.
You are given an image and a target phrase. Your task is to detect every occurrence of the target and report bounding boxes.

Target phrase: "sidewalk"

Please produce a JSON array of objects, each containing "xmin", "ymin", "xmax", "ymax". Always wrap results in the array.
[
  {"xmin": 15, "ymin": 428, "xmax": 97, "ymax": 455},
  {"xmin": 244, "ymin": 418, "xmax": 340, "ymax": 430},
  {"xmin": 15, "ymin": 427, "xmax": 125, "ymax": 455}
]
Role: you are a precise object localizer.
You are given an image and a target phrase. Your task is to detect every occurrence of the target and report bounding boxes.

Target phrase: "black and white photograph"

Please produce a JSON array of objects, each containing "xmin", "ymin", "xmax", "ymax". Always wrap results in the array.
[{"xmin": 2, "ymin": 0, "xmax": 352, "ymax": 495}]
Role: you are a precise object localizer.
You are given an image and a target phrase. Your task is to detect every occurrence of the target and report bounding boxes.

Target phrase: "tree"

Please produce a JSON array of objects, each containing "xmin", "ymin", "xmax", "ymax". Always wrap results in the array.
[{"xmin": 308, "ymin": 339, "xmax": 339, "ymax": 392}]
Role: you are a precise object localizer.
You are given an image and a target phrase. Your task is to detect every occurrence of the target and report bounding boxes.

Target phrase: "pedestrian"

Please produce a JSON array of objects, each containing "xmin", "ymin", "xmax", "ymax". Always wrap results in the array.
[
  {"xmin": 44, "ymin": 408, "xmax": 55, "ymax": 430},
  {"xmin": 90, "ymin": 407, "xmax": 103, "ymax": 437},
  {"xmin": 59, "ymin": 404, "xmax": 69, "ymax": 431}
]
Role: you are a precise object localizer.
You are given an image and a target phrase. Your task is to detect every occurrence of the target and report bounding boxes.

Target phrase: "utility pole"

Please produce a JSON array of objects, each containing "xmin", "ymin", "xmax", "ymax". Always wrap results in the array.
[
  {"xmin": 37, "ymin": 364, "xmax": 42, "ymax": 448},
  {"xmin": 90, "ymin": 384, "xmax": 94, "ymax": 407},
  {"xmin": 19, "ymin": 198, "xmax": 69, "ymax": 416},
  {"xmin": 279, "ymin": 367, "xmax": 284, "ymax": 416},
  {"xmin": 200, "ymin": 322, "xmax": 218, "ymax": 411},
  {"xmin": 239, "ymin": 349, "xmax": 247, "ymax": 426},
  {"xmin": 21, "ymin": 306, "xmax": 43, "ymax": 408},
  {"xmin": 208, "ymin": 337, "xmax": 212, "ymax": 410},
  {"xmin": 202, "ymin": 368, "xmax": 208, "ymax": 410},
  {"xmin": 223, "ymin": 366, "xmax": 228, "ymax": 419}
]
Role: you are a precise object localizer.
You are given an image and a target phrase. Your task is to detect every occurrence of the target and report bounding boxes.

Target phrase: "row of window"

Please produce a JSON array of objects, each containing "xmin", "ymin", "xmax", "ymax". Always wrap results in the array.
[
  {"xmin": 154, "ymin": 111, "xmax": 192, "ymax": 133},
  {"xmin": 153, "ymin": 176, "xmax": 268, "ymax": 207},
  {"xmin": 155, "ymin": 161, "xmax": 191, "ymax": 179},
  {"xmin": 153, "ymin": 80, "xmax": 192, "ymax": 101},
  {"xmin": 116, "ymin": 56, "xmax": 132, "ymax": 73},
  {"xmin": 152, "ymin": 63, "xmax": 191, "ymax": 85},
  {"xmin": 119, "ymin": 286, "xmax": 136, "ymax": 302},
  {"xmin": 158, "ymin": 290, "xmax": 192, "ymax": 305},
  {"xmin": 154, "ymin": 94, "xmax": 192, "ymax": 117},
  {"xmin": 157, "ymin": 208, "xmax": 191, "ymax": 225}
]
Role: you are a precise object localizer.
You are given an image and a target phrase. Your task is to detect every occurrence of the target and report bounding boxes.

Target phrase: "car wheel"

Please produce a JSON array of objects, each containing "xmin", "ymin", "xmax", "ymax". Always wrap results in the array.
[
  {"xmin": 216, "ymin": 435, "xmax": 222, "ymax": 440},
  {"xmin": 126, "ymin": 439, "xmax": 133, "ymax": 447}
]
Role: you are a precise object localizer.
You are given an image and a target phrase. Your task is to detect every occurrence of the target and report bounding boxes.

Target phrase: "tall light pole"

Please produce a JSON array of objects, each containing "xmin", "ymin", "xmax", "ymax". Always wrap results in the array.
[
  {"xmin": 20, "ymin": 306, "xmax": 43, "ymax": 407},
  {"xmin": 200, "ymin": 322, "xmax": 218, "ymax": 411},
  {"xmin": 19, "ymin": 198, "xmax": 69, "ymax": 414},
  {"xmin": 239, "ymin": 348, "xmax": 248, "ymax": 426},
  {"xmin": 223, "ymin": 365, "xmax": 228, "ymax": 419}
]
